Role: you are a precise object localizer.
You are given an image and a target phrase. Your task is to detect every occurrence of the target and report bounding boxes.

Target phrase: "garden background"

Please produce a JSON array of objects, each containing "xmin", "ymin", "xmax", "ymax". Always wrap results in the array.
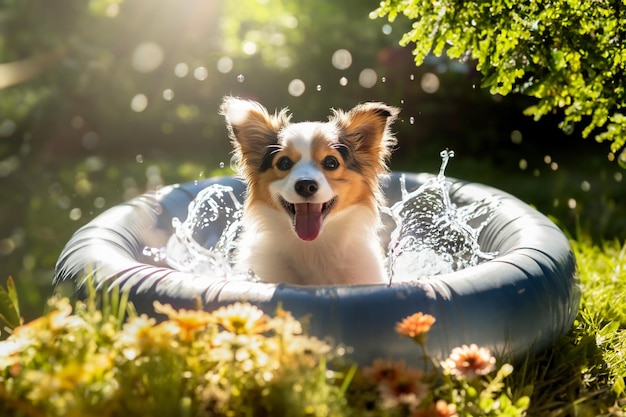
[{"xmin": 0, "ymin": 0, "xmax": 624, "ymax": 322}]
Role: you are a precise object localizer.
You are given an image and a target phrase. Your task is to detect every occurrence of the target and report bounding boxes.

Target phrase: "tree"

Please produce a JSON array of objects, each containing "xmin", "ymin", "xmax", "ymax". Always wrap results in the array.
[{"xmin": 373, "ymin": 0, "xmax": 626, "ymax": 166}]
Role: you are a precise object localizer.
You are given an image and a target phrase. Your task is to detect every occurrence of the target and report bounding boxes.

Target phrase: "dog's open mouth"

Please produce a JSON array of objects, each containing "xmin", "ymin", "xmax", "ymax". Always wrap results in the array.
[{"xmin": 279, "ymin": 196, "xmax": 337, "ymax": 241}]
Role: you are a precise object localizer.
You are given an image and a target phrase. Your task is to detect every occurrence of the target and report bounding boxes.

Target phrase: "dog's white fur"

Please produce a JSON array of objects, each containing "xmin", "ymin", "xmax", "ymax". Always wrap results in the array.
[{"xmin": 220, "ymin": 97, "xmax": 399, "ymax": 285}]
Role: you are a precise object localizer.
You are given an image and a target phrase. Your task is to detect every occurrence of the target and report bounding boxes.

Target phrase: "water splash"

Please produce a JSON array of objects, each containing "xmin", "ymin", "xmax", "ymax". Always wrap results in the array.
[
  {"xmin": 385, "ymin": 150, "xmax": 499, "ymax": 282},
  {"xmin": 147, "ymin": 150, "xmax": 498, "ymax": 283},
  {"xmin": 161, "ymin": 184, "xmax": 249, "ymax": 279}
]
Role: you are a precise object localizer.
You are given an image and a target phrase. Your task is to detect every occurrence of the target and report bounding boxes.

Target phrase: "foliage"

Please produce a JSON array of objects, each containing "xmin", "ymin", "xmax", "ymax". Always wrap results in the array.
[
  {"xmin": 2, "ymin": 236, "xmax": 626, "ymax": 415},
  {"xmin": 0, "ymin": 277, "xmax": 21, "ymax": 337},
  {"xmin": 0, "ymin": 295, "xmax": 350, "ymax": 416},
  {"xmin": 373, "ymin": 0, "xmax": 626, "ymax": 164},
  {"xmin": 0, "ymin": 280, "xmax": 528, "ymax": 417}
]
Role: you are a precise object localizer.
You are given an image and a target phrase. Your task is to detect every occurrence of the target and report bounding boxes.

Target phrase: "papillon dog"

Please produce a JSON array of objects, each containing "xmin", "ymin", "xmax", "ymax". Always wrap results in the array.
[{"xmin": 220, "ymin": 96, "xmax": 399, "ymax": 285}]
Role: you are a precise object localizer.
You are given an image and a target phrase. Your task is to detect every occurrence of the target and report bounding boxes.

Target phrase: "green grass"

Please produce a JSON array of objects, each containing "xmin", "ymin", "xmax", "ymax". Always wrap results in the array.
[{"xmin": 512, "ymin": 236, "xmax": 626, "ymax": 416}]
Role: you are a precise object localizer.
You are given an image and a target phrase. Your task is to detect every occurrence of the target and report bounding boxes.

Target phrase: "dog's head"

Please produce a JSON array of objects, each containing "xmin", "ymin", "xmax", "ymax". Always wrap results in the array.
[{"xmin": 220, "ymin": 96, "xmax": 399, "ymax": 241}]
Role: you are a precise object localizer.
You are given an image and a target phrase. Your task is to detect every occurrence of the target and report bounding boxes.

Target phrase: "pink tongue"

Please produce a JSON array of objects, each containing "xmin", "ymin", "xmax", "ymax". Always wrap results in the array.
[{"xmin": 294, "ymin": 203, "xmax": 323, "ymax": 241}]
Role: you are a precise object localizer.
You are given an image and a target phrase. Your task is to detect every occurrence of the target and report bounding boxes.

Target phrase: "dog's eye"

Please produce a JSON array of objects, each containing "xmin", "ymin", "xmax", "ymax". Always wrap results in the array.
[
  {"xmin": 322, "ymin": 156, "xmax": 339, "ymax": 170},
  {"xmin": 276, "ymin": 156, "xmax": 293, "ymax": 171}
]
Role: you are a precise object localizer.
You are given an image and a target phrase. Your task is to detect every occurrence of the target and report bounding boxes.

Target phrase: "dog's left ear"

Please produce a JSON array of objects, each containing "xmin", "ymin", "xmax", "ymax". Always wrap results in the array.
[{"xmin": 332, "ymin": 102, "xmax": 400, "ymax": 168}]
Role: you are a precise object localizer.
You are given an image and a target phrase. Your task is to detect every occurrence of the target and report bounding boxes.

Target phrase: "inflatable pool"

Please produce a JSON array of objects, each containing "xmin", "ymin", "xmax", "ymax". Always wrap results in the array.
[{"xmin": 53, "ymin": 172, "xmax": 580, "ymax": 364}]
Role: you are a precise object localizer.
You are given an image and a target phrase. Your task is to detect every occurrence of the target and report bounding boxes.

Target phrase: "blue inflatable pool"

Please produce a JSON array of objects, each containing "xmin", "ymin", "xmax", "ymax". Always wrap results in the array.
[{"xmin": 53, "ymin": 172, "xmax": 580, "ymax": 364}]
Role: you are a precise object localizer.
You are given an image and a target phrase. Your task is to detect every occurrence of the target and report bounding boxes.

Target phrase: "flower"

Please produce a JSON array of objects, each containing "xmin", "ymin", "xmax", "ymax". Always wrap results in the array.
[
  {"xmin": 362, "ymin": 358, "xmax": 407, "ymax": 384},
  {"xmin": 153, "ymin": 301, "xmax": 213, "ymax": 340},
  {"xmin": 15, "ymin": 298, "xmax": 86, "ymax": 334},
  {"xmin": 443, "ymin": 343, "xmax": 496, "ymax": 380},
  {"xmin": 378, "ymin": 367, "xmax": 428, "ymax": 410},
  {"xmin": 395, "ymin": 312, "xmax": 436, "ymax": 344},
  {"xmin": 363, "ymin": 359, "xmax": 427, "ymax": 411},
  {"xmin": 212, "ymin": 302, "xmax": 268, "ymax": 335},
  {"xmin": 414, "ymin": 400, "xmax": 458, "ymax": 417}
]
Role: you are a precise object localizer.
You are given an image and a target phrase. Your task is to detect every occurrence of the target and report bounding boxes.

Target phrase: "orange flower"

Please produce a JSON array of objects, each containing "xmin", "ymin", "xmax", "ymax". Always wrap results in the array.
[
  {"xmin": 443, "ymin": 343, "xmax": 496, "ymax": 380},
  {"xmin": 413, "ymin": 400, "xmax": 458, "ymax": 417},
  {"xmin": 153, "ymin": 301, "xmax": 213, "ymax": 340},
  {"xmin": 363, "ymin": 359, "xmax": 427, "ymax": 410},
  {"xmin": 212, "ymin": 302, "xmax": 268, "ymax": 335},
  {"xmin": 395, "ymin": 312, "xmax": 436, "ymax": 343}
]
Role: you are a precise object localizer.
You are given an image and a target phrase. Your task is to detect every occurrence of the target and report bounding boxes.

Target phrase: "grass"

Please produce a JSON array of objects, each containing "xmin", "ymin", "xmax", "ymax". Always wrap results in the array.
[
  {"xmin": 513, "ymin": 236, "xmax": 626, "ymax": 416},
  {"xmin": 0, "ymin": 235, "xmax": 625, "ymax": 416}
]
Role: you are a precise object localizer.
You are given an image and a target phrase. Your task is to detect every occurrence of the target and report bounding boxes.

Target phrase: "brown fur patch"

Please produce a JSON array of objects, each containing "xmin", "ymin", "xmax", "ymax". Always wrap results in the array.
[{"xmin": 330, "ymin": 102, "xmax": 399, "ymax": 206}]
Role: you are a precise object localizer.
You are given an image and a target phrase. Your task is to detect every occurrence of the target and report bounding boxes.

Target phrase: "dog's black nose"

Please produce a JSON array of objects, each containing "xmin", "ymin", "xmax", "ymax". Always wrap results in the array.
[{"xmin": 295, "ymin": 179, "xmax": 318, "ymax": 198}]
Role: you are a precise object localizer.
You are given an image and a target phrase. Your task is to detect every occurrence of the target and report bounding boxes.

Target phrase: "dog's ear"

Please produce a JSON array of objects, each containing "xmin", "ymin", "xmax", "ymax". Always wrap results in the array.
[
  {"xmin": 332, "ymin": 102, "xmax": 399, "ymax": 172},
  {"xmin": 220, "ymin": 96, "xmax": 291, "ymax": 172}
]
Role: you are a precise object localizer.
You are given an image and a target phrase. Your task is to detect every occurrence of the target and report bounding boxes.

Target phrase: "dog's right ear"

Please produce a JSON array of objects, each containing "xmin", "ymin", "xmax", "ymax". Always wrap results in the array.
[{"xmin": 220, "ymin": 96, "xmax": 291, "ymax": 172}]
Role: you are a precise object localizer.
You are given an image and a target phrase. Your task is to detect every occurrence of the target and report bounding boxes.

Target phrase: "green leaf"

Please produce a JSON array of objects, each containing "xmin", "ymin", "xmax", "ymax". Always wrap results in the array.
[
  {"xmin": 6, "ymin": 276, "xmax": 20, "ymax": 319},
  {"xmin": 0, "ymin": 277, "xmax": 21, "ymax": 331}
]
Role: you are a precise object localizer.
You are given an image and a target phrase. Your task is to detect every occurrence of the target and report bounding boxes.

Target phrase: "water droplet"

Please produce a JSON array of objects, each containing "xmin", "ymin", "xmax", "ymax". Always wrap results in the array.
[
  {"xmin": 409, "ymin": 74, "xmax": 415, "ymax": 81},
  {"xmin": 339, "ymin": 77, "xmax": 348, "ymax": 86},
  {"xmin": 136, "ymin": 154, "xmax": 143, "ymax": 163},
  {"xmin": 219, "ymin": 161, "xmax": 225, "ymax": 169},
  {"xmin": 409, "ymin": 116, "xmax": 415, "ymax": 124},
  {"xmin": 381, "ymin": 76, "xmax": 386, "ymax": 83},
  {"xmin": 237, "ymin": 74, "xmax": 245, "ymax": 83},
  {"xmin": 316, "ymin": 84, "xmax": 322, "ymax": 91},
  {"xmin": 400, "ymin": 99, "xmax": 404, "ymax": 104}
]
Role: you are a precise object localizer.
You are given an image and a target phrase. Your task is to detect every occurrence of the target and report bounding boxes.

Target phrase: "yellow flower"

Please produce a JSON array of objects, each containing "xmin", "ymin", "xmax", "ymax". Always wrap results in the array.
[
  {"xmin": 395, "ymin": 312, "xmax": 436, "ymax": 344},
  {"xmin": 443, "ymin": 343, "xmax": 496, "ymax": 380},
  {"xmin": 15, "ymin": 298, "xmax": 85, "ymax": 334},
  {"xmin": 212, "ymin": 302, "xmax": 268, "ymax": 335},
  {"xmin": 153, "ymin": 301, "xmax": 213, "ymax": 341}
]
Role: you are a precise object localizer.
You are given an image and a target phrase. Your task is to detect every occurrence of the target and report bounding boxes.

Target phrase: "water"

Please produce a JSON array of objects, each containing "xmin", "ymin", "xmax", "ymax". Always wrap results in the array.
[
  {"xmin": 151, "ymin": 184, "xmax": 252, "ymax": 280},
  {"xmin": 384, "ymin": 150, "xmax": 498, "ymax": 282},
  {"xmin": 144, "ymin": 150, "xmax": 499, "ymax": 283}
]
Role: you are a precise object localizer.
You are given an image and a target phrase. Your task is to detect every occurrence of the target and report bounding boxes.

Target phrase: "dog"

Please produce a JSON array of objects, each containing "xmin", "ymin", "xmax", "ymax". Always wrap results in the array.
[{"xmin": 220, "ymin": 96, "xmax": 399, "ymax": 285}]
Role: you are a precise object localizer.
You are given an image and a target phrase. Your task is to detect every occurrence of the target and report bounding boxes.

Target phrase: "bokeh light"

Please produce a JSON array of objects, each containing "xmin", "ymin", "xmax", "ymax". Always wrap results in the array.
[
  {"xmin": 358, "ymin": 68, "xmax": 377, "ymax": 88},
  {"xmin": 217, "ymin": 56, "xmax": 234, "ymax": 74},
  {"xmin": 132, "ymin": 42, "xmax": 164, "ymax": 73},
  {"xmin": 193, "ymin": 66, "xmax": 209, "ymax": 81},
  {"xmin": 130, "ymin": 94, "xmax": 148, "ymax": 112},
  {"xmin": 174, "ymin": 62, "xmax": 189, "ymax": 78},
  {"xmin": 288, "ymin": 79, "xmax": 306, "ymax": 96},
  {"xmin": 331, "ymin": 49, "xmax": 352, "ymax": 70},
  {"xmin": 420, "ymin": 72, "xmax": 440, "ymax": 93}
]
